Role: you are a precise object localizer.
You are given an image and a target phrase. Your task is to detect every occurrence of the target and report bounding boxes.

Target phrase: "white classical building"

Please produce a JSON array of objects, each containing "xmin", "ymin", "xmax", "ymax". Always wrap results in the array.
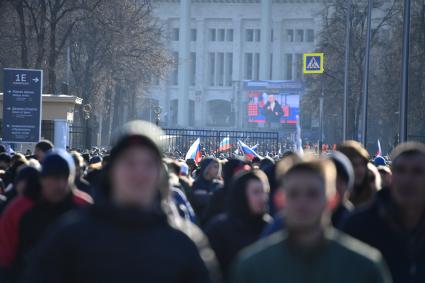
[{"xmin": 142, "ymin": 0, "xmax": 323, "ymax": 129}]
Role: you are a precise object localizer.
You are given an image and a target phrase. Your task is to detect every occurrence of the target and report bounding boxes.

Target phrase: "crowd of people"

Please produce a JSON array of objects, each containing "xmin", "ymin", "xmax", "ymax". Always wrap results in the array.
[{"xmin": 0, "ymin": 120, "xmax": 424, "ymax": 283}]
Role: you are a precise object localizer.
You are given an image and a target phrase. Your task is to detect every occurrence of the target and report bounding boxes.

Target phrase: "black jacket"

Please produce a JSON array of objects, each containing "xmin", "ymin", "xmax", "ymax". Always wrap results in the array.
[
  {"xmin": 205, "ymin": 171, "xmax": 271, "ymax": 281},
  {"xmin": 190, "ymin": 177, "xmax": 222, "ymax": 223},
  {"xmin": 202, "ymin": 159, "xmax": 247, "ymax": 226},
  {"xmin": 23, "ymin": 203, "xmax": 216, "ymax": 283},
  {"xmin": 7, "ymin": 191, "xmax": 90, "ymax": 283},
  {"xmin": 206, "ymin": 214, "xmax": 270, "ymax": 281},
  {"xmin": 342, "ymin": 188, "xmax": 425, "ymax": 283},
  {"xmin": 264, "ymin": 100, "xmax": 283, "ymax": 124}
]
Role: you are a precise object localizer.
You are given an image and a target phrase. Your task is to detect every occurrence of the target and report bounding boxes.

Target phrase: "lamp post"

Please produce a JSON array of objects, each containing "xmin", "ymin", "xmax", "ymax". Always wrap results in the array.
[
  {"xmin": 400, "ymin": 0, "xmax": 411, "ymax": 143},
  {"xmin": 153, "ymin": 106, "xmax": 162, "ymax": 127},
  {"xmin": 361, "ymin": 0, "xmax": 373, "ymax": 147},
  {"xmin": 83, "ymin": 103, "xmax": 92, "ymax": 149},
  {"xmin": 343, "ymin": 0, "xmax": 352, "ymax": 141}
]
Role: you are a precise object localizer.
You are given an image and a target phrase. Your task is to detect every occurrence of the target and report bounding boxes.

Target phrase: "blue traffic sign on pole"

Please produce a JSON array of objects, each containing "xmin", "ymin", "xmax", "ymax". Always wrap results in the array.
[
  {"xmin": 3, "ymin": 68, "xmax": 42, "ymax": 143},
  {"xmin": 303, "ymin": 53, "xmax": 324, "ymax": 74}
]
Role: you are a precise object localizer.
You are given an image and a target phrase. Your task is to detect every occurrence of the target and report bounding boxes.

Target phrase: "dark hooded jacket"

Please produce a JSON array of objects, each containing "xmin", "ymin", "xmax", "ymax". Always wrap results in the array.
[
  {"xmin": 23, "ymin": 203, "xmax": 215, "ymax": 283},
  {"xmin": 190, "ymin": 158, "xmax": 222, "ymax": 221},
  {"xmin": 202, "ymin": 159, "xmax": 248, "ymax": 226},
  {"xmin": 342, "ymin": 188, "xmax": 425, "ymax": 283},
  {"xmin": 205, "ymin": 171, "xmax": 271, "ymax": 281},
  {"xmin": 22, "ymin": 121, "xmax": 220, "ymax": 283}
]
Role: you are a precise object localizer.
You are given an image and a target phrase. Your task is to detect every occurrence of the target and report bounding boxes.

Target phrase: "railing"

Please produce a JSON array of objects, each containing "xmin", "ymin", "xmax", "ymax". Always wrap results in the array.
[{"xmin": 163, "ymin": 128, "xmax": 279, "ymax": 157}]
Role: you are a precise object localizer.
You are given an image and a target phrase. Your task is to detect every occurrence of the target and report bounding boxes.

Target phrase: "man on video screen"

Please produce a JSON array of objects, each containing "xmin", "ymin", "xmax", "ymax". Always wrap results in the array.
[{"xmin": 264, "ymin": 94, "xmax": 284, "ymax": 128}]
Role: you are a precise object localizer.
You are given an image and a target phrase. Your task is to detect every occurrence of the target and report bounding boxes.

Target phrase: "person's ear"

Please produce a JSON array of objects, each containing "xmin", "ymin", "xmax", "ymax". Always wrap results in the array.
[
  {"xmin": 273, "ymin": 190, "xmax": 286, "ymax": 211},
  {"xmin": 326, "ymin": 193, "xmax": 340, "ymax": 211}
]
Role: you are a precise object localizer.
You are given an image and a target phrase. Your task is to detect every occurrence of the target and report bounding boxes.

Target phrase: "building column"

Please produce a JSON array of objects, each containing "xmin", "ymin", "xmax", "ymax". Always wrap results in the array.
[
  {"xmin": 195, "ymin": 18, "xmax": 205, "ymax": 127},
  {"xmin": 260, "ymin": 0, "xmax": 272, "ymax": 80},
  {"xmin": 177, "ymin": 0, "xmax": 191, "ymax": 126},
  {"xmin": 272, "ymin": 20, "xmax": 283, "ymax": 80},
  {"xmin": 54, "ymin": 119, "xmax": 69, "ymax": 149},
  {"xmin": 232, "ymin": 17, "xmax": 243, "ymax": 129}
]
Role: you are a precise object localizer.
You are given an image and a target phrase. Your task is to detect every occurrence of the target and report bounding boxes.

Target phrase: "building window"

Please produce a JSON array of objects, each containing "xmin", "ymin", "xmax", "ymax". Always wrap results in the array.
[
  {"xmin": 254, "ymin": 29, "xmax": 261, "ymax": 42},
  {"xmin": 190, "ymin": 52, "xmax": 196, "ymax": 86},
  {"xmin": 171, "ymin": 52, "xmax": 179, "ymax": 85},
  {"xmin": 226, "ymin": 29, "xmax": 234, "ymax": 41},
  {"xmin": 254, "ymin": 53, "xmax": 260, "ymax": 80},
  {"xmin": 171, "ymin": 28, "xmax": 179, "ymax": 41},
  {"xmin": 209, "ymin": 29, "xmax": 216, "ymax": 41},
  {"xmin": 245, "ymin": 53, "xmax": 253, "ymax": 79},
  {"xmin": 216, "ymin": 52, "xmax": 224, "ymax": 86},
  {"xmin": 208, "ymin": 52, "xmax": 233, "ymax": 87},
  {"xmin": 191, "ymin": 29, "xmax": 197, "ymax": 41},
  {"xmin": 295, "ymin": 53, "xmax": 303, "ymax": 80},
  {"xmin": 306, "ymin": 29, "xmax": 314, "ymax": 42},
  {"xmin": 208, "ymin": 52, "xmax": 215, "ymax": 86},
  {"xmin": 296, "ymin": 29, "xmax": 304, "ymax": 42},
  {"xmin": 285, "ymin": 54, "xmax": 293, "ymax": 80},
  {"xmin": 218, "ymin": 29, "xmax": 225, "ymax": 41},
  {"xmin": 246, "ymin": 29, "xmax": 254, "ymax": 42},
  {"xmin": 225, "ymin": 53, "xmax": 233, "ymax": 86},
  {"xmin": 286, "ymin": 30, "xmax": 294, "ymax": 42},
  {"xmin": 245, "ymin": 52, "xmax": 260, "ymax": 80}
]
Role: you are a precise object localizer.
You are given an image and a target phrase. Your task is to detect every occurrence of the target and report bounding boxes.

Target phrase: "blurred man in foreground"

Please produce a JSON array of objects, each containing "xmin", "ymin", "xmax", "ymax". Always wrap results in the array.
[
  {"xmin": 23, "ymin": 121, "xmax": 218, "ymax": 283},
  {"xmin": 231, "ymin": 159, "xmax": 391, "ymax": 283}
]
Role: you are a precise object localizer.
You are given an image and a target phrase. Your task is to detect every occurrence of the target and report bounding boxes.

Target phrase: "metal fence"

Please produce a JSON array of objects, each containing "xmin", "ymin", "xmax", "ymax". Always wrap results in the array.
[
  {"xmin": 163, "ymin": 128, "xmax": 279, "ymax": 157},
  {"xmin": 40, "ymin": 122, "xmax": 87, "ymax": 150}
]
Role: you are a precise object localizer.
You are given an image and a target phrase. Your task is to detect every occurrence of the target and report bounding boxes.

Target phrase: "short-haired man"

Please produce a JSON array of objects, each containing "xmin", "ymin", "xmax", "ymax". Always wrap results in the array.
[
  {"xmin": 34, "ymin": 140, "xmax": 54, "ymax": 162},
  {"xmin": 343, "ymin": 142, "xmax": 425, "ymax": 283},
  {"xmin": 231, "ymin": 159, "xmax": 391, "ymax": 283},
  {"xmin": 337, "ymin": 140, "xmax": 372, "ymax": 206}
]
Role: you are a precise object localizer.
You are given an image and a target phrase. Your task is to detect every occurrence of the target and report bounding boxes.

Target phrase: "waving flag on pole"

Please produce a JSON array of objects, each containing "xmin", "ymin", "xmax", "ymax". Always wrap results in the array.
[
  {"xmin": 238, "ymin": 140, "xmax": 262, "ymax": 160},
  {"xmin": 185, "ymin": 138, "xmax": 202, "ymax": 164},
  {"xmin": 376, "ymin": 139, "xmax": 382, "ymax": 157},
  {"xmin": 251, "ymin": 144, "xmax": 259, "ymax": 152},
  {"xmin": 216, "ymin": 136, "xmax": 231, "ymax": 152}
]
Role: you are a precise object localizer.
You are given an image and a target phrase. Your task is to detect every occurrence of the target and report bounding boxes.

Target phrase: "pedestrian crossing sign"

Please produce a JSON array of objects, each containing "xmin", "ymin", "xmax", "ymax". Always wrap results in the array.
[{"xmin": 303, "ymin": 53, "xmax": 324, "ymax": 74}]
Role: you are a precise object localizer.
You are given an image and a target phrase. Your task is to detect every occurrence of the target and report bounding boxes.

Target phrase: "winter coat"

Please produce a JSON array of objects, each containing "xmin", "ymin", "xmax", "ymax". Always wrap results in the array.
[
  {"xmin": 205, "ymin": 171, "xmax": 271, "ymax": 281},
  {"xmin": 190, "ymin": 176, "xmax": 222, "ymax": 222},
  {"xmin": 342, "ymin": 188, "xmax": 425, "ymax": 283},
  {"xmin": 22, "ymin": 202, "xmax": 217, "ymax": 283},
  {"xmin": 0, "ymin": 190, "xmax": 91, "ymax": 282},
  {"xmin": 230, "ymin": 229, "xmax": 392, "ymax": 283},
  {"xmin": 206, "ymin": 214, "xmax": 270, "ymax": 281}
]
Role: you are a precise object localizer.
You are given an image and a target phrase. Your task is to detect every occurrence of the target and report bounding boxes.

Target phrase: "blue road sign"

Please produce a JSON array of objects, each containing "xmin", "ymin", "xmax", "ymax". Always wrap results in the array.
[
  {"xmin": 3, "ymin": 68, "xmax": 42, "ymax": 143},
  {"xmin": 303, "ymin": 53, "xmax": 324, "ymax": 74}
]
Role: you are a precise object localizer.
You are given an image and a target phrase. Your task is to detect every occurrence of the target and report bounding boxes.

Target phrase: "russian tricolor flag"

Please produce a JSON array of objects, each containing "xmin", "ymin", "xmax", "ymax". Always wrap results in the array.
[
  {"xmin": 217, "ymin": 137, "xmax": 231, "ymax": 152},
  {"xmin": 251, "ymin": 144, "xmax": 259, "ymax": 152},
  {"xmin": 238, "ymin": 140, "xmax": 262, "ymax": 160},
  {"xmin": 185, "ymin": 138, "xmax": 202, "ymax": 164}
]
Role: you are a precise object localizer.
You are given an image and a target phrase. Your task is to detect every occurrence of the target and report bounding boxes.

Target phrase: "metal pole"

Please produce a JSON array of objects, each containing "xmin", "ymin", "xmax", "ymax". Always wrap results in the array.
[
  {"xmin": 361, "ymin": 0, "xmax": 372, "ymax": 147},
  {"xmin": 343, "ymin": 0, "xmax": 352, "ymax": 141},
  {"xmin": 400, "ymin": 0, "xmax": 411, "ymax": 143},
  {"xmin": 319, "ymin": 75, "xmax": 324, "ymax": 153}
]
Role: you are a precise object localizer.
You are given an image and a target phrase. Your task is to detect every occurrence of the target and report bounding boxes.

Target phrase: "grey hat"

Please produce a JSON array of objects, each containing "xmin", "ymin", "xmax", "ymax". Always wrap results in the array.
[{"xmin": 110, "ymin": 120, "xmax": 165, "ymax": 164}]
